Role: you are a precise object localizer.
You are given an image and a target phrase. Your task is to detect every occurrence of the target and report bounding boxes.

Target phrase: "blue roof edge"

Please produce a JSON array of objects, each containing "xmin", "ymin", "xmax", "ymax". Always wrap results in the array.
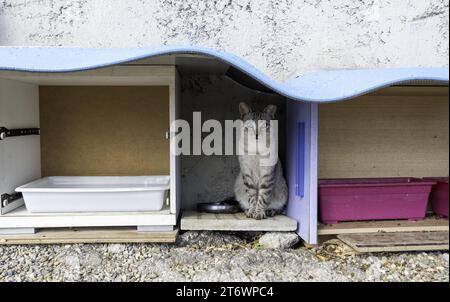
[{"xmin": 0, "ymin": 46, "xmax": 448, "ymax": 103}]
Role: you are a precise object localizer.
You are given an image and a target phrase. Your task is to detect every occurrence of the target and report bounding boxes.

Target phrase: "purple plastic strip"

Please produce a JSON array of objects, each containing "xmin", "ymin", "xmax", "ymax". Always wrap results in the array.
[{"xmin": 296, "ymin": 122, "xmax": 305, "ymax": 198}]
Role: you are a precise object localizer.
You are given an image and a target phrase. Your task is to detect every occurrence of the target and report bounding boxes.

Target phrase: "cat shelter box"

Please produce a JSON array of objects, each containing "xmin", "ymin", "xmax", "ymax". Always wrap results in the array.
[
  {"xmin": 0, "ymin": 50, "xmax": 183, "ymax": 240},
  {"xmin": 284, "ymin": 68, "xmax": 449, "ymax": 245},
  {"xmin": 0, "ymin": 47, "xmax": 449, "ymax": 247}
]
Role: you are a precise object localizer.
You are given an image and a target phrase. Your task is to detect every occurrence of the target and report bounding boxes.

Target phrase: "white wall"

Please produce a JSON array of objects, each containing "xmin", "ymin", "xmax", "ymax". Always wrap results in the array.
[
  {"xmin": 0, "ymin": 0, "xmax": 448, "ymax": 81},
  {"xmin": 0, "ymin": 78, "xmax": 40, "ymax": 214}
]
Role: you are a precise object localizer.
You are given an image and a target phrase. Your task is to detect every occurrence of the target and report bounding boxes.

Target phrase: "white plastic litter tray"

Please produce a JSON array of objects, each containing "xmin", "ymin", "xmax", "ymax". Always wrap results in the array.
[{"xmin": 15, "ymin": 176, "xmax": 170, "ymax": 213}]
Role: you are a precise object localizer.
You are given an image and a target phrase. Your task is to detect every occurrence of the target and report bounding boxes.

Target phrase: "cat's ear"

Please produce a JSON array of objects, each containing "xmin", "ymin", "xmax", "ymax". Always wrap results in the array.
[
  {"xmin": 239, "ymin": 102, "xmax": 251, "ymax": 118},
  {"xmin": 264, "ymin": 105, "xmax": 277, "ymax": 118}
]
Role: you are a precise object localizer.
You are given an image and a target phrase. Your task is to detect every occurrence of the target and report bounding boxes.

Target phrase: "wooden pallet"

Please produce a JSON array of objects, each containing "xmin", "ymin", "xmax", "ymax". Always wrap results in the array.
[
  {"xmin": 338, "ymin": 231, "xmax": 449, "ymax": 253},
  {"xmin": 318, "ymin": 216, "xmax": 449, "ymax": 235},
  {"xmin": 0, "ymin": 227, "xmax": 178, "ymax": 245}
]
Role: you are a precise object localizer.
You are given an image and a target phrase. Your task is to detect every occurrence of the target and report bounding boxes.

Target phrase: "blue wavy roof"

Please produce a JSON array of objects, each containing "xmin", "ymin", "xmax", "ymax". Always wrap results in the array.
[{"xmin": 0, "ymin": 46, "xmax": 448, "ymax": 102}]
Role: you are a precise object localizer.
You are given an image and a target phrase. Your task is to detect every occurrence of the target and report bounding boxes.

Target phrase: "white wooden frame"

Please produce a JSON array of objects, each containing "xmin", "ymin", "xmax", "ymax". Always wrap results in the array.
[
  {"xmin": 285, "ymin": 101, "xmax": 318, "ymax": 245},
  {"xmin": 0, "ymin": 65, "xmax": 180, "ymax": 231},
  {"xmin": 0, "ymin": 78, "xmax": 40, "ymax": 215}
]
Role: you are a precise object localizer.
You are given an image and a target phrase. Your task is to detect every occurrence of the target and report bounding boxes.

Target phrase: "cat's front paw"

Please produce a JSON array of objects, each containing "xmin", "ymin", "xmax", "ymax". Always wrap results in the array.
[
  {"xmin": 265, "ymin": 209, "xmax": 279, "ymax": 217},
  {"xmin": 245, "ymin": 208, "xmax": 254, "ymax": 218},
  {"xmin": 253, "ymin": 210, "xmax": 267, "ymax": 220}
]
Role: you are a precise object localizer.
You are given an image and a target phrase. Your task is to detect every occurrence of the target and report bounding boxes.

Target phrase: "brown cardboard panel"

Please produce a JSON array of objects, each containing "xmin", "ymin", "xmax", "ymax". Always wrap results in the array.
[
  {"xmin": 319, "ymin": 87, "xmax": 449, "ymax": 178},
  {"xmin": 40, "ymin": 86, "xmax": 169, "ymax": 176}
]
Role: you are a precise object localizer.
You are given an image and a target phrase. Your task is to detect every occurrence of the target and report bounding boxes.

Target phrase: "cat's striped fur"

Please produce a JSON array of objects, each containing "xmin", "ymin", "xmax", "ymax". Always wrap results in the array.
[{"xmin": 234, "ymin": 102, "xmax": 288, "ymax": 220}]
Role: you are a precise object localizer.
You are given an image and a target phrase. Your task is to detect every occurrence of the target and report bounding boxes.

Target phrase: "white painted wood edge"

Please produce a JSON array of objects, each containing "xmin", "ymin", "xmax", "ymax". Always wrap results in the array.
[
  {"xmin": 0, "ymin": 213, "xmax": 177, "ymax": 228},
  {"xmin": 0, "ymin": 227, "xmax": 35, "ymax": 235}
]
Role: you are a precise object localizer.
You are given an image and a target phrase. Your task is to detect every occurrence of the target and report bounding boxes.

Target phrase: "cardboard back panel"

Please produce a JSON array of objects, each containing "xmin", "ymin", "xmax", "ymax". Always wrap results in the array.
[
  {"xmin": 40, "ymin": 86, "xmax": 169, "ymax": 176},
  {"xmin": 319, "ymin": 86, "xmax": 449, "ymax": 178}
]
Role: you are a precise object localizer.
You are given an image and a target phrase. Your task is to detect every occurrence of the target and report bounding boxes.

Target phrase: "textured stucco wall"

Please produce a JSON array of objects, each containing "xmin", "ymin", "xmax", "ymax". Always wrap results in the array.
[{"xmin": 0, "ymin": 0, "xmax": 448, "ymax": 81}]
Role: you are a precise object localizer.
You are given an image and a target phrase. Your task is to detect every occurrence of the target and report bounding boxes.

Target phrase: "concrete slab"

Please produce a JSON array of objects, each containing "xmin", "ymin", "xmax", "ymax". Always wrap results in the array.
[{"xmin": 181, "ymin": 211, "xmax": 298, "ymax": 231}]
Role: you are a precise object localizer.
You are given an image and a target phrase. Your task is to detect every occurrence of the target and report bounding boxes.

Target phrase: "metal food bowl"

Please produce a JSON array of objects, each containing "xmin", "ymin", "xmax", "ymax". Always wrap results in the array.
[{"xmin": 197, "ymin": 199, "xmax": 242, "ymax": 214}]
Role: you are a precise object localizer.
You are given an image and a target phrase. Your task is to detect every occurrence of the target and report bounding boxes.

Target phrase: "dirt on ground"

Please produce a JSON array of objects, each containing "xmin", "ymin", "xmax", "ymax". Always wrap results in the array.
[{"xmin": 0, "ymin": 231, "xmax": 448, "ymax": 282}]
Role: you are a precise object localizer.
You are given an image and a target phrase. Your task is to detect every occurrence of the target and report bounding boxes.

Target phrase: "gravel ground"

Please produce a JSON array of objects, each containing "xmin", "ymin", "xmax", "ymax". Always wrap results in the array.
[{"xmin": 0, "ymin": 231, "xmax": 448, "ymax": 282}]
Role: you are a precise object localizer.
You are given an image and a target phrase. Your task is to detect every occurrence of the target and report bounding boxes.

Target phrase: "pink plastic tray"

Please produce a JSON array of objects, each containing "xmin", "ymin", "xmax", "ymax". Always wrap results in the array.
[
  {"xmin": 424, "ymin": 177, "xmax": 449, "ymax": 219},
  {"xmin": 318, "ymin": 178, "xmax": 436, "ymax": 225}
]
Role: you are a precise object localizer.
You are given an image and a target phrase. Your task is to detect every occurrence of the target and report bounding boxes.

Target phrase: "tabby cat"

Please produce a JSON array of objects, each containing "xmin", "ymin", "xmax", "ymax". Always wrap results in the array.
[{"xmin": 234, "ymin": 102, "xmax": 288, "ymax": 220}]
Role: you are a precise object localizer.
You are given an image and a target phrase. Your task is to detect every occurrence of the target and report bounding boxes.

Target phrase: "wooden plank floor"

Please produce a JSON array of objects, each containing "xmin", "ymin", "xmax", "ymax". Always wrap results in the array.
[
  {"xmin": 0, "ymin": 227, "xmax": 178, "ymax": 245},
  {"xmin": 338, "ymin": 231, "xmax": 449, "ymax": 253},
  {"xmin": 181, "ymin": 211, "xmax": 298, "ymax": 231},
  {"xmin": 318, "ymin": 216, "xmax": 449, "ymax": 235}
]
